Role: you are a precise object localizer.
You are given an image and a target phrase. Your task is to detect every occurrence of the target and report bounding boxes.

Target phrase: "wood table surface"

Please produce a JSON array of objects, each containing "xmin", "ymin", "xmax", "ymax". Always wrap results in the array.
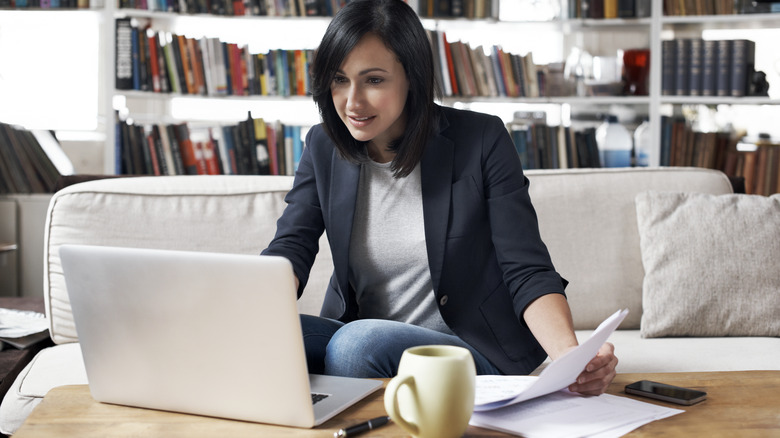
[{"xmin": 13, "ymin": 370, "xmax": 780, "ymax": 437}]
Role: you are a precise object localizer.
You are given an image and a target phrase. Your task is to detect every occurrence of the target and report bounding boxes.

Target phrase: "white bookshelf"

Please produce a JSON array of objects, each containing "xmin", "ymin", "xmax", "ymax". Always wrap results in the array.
[{"xmin": 91, "ymin": 0, "xmax": 780, "ymax": 172}]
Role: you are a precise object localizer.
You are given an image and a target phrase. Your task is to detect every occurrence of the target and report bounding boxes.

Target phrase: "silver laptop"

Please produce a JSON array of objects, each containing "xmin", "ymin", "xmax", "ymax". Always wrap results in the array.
[{"xmin": 59, "ymin": 244, "xmax": 382, "ymax": 428}]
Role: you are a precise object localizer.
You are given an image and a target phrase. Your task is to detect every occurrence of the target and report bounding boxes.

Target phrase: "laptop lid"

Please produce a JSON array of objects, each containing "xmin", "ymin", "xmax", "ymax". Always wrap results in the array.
[{"xmin": 59, "ymin": 244, "xmax": 381, "ymax": 428}]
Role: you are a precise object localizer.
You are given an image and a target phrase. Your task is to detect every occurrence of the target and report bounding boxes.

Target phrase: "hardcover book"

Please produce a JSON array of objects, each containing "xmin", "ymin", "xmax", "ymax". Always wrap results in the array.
[
  {"xmin": 700, "ymin": 39, "xmax": 717, "ymax": 97},
  {"xmin": 730, "ymin": 39, "xmax": 755, "ymax": 97},
  {"xmin": 115, "ymin": 18, "xmax": 133, "ymax": 90}
]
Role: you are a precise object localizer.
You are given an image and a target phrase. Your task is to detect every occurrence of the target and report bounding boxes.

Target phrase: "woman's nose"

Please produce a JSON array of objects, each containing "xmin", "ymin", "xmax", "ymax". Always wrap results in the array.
[{"xmin": 346, "ymin": 85, "xmax": 363, "ymax": 111}]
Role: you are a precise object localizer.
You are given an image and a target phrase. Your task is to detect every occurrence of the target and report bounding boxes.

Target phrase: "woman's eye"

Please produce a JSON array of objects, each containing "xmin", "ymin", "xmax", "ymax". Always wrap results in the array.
[
  {"xmin": 333, "ymin": 76, "xmax": 347, "ymax": 85},
  {"xmin": 368, "ymin": 77, "xmax": 383, "ymax": 84}
]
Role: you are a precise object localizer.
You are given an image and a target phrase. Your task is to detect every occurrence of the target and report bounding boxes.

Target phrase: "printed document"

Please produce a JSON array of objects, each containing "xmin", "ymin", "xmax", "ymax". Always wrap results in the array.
[
  {"xmin": 469, "ymin": 309, "xmax": 684, "ymax": 437},
  {"xmin": 470, "ymin": 389, "xmax": 682, "ymax": 438},
  {"xmin": 474, "ymin": 308, "xmax": 629, "ymax": 411}
]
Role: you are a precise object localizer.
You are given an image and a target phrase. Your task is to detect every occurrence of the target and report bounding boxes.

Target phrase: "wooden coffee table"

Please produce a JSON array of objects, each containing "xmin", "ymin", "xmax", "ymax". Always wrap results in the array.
[{"xmin": 13, "ymin": 371, "xmax": 780, "ymax": 437}]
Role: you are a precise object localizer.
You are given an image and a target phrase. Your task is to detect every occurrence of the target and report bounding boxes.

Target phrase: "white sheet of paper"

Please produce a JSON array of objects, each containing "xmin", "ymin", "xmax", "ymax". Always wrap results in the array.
[
  {"xmin": 470, "ymin": 390, "xmax": 683, "ymax": 438},
  {"xmin": 474, "ymin": 308, "xmax": 629, "ymax": 411},
  {"xmin": 0, "ymin": 308, "xmax": 48, "ymax": 338}
]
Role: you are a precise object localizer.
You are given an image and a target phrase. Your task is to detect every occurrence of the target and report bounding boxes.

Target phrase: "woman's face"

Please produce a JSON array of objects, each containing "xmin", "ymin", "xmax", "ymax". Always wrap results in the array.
[{"xmin": 331, "ymin": 33, "xmax": 409, "ymax": 157}]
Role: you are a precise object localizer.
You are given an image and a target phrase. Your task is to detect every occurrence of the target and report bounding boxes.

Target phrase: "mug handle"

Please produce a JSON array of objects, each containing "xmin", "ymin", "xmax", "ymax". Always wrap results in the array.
[{"xmin": 384, "ymin": 374, "xmax": 419, "ymax": 436}]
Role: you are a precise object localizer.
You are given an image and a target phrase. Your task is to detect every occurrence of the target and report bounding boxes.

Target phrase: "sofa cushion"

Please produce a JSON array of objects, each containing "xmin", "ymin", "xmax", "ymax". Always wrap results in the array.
[
  {"xmin": 575, "ymin": 330, "xmax": 780, "ymax": 373},
  {"xmin": 635, "ymin": 191, "xmax": 780, "ymax": 337},
  {"xmin": 525, "ymin": 168, "xmax": 733, "ymax": 330},
  {"xmin": 44, "ymin": 175, "xmax": 332, "ymax": 344},
  {"xmin": 0, "ymin": 343, "xmax": 87, "ymax": 435}
]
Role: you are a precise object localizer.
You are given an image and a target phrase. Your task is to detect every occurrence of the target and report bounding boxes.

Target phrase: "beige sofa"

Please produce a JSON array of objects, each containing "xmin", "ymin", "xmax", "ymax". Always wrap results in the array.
[{"xmin": 1, "ymin": 167, "xmax": 778, "ymax": 434}]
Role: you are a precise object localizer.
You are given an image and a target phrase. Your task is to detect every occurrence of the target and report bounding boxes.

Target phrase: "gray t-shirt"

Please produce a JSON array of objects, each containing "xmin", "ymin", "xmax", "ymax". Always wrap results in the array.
[{"xmin": 348, "ymin": 160, "xmax": 453, "ymax": 334}]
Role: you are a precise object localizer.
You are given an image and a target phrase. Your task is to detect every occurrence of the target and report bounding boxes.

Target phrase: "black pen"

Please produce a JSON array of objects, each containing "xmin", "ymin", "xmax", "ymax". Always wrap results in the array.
[{"xmin": 333, "ymin": 415, "xmax": 391, "ymax": 438}]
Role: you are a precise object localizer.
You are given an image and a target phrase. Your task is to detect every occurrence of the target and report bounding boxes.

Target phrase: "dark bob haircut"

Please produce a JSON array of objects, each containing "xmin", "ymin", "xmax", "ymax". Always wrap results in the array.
[{"xmin": 310, "ymin": 0, "xmax": 439, "ymax": 178}]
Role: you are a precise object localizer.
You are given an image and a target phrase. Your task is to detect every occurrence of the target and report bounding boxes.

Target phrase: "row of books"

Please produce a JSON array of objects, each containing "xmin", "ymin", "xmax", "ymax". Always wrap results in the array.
[
  {"xmin": 428, "ymin": 30, "xmax": 548, "ymax": 98},
  {"xmin": 0, "ymin": 0, "xmax": 89, "ymax": 7},
  {"xmin": 118, "ymin": 22, "xmax": 561, "ymax": 100},
  {"xmin": 568, "ymin": 0, "xmax": 651, "ymax": 19},
  {"xmin": 118, "ymin": 0, "xmax": 348, "ymax": 16},
  {"xmin": 417, "ymin": 0, "xmax": 498, "ymax": 19},
  {"xmin": 116, "ymin": 18, "xmax": 312, "ymax": 97},
  {"xmin": 660, "ymin": 116, "xmax": 779, "ymax": 195},
  {"xmin": 0, "ymin": 123, "xmax": 62, "ymax": 194},
  {"xmin": 661, "ymin": 38, "xmax": 757, "ymax": 97},
  {"xmin": 115, "ymin": 113, "xmax": 304, "ymax": 176},
  {"xmin": 664, "ymin": 0, "xmax": 780, "ymax": 15},
  {"xmin": 508, "ymin": 122, "xmax": 603, "ymax": 170}
]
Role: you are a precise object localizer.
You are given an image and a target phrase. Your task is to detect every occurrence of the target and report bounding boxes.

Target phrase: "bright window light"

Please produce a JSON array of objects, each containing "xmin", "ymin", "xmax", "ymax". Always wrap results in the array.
[{"xmin": 0, "ymin": 11, "xmax": 100, "ymax": 131}]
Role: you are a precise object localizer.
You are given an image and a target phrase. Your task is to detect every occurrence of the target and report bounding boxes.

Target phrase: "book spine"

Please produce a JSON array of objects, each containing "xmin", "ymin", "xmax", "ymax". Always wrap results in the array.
[
  {"xmin": 604, "ymin": 0, "xmax": 618, "ymax": 18},
  {"xmin": 617, "ymin": 0, "xmax": 634, "ymax": 17},
  {"xmin": 730, "ymin": 39, "xmax": 755, "ymax": 97},
  {"xmin": 162, "ymin": 34, "xmax": 182, "ymax": 93},
  {"xmin": 661, "ymin": 39, "xmax": 676, "ymax": 96},
  {"xmin": 700, "ymin": 39, "xmax": 717, "ymax": 97},
  {"xmin": 115, "ymin": 18, "xmax": 134, "ymax": 90},
  {"xmin": 674, "ymin": 38, "xmax": 690, "ymax": 96},
  {"xmin": 687, "ymin": 38, "xmax": 703, "ymax": 96},
  {"xmin": 715, "ymin": 39, "xmax": 732, "ymax": 97},
  {"xmin": 635, "ymin": 0, "xmax": 650, "ymax": 16}
]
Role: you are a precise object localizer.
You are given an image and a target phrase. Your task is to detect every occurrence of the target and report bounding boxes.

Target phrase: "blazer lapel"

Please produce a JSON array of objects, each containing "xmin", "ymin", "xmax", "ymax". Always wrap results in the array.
[
  {"xmin": 420, "ymin": 119, "xmax": 454, "ymax": 292},
  {"xmin": 329, "ymin": 151, "xmax": 360, "ymax": 297}
]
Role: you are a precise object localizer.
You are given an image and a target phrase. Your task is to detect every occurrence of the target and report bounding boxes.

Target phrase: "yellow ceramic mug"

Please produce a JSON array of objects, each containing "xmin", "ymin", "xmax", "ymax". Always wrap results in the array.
[{"xmin": 384, "ymin": 345, "xmax": 476, "ymax": 438}]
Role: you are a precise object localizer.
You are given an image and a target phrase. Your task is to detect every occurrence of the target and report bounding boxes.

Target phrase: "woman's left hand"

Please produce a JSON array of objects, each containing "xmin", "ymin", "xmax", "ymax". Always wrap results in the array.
[{"xmin": 568, "ymin": 342, "xmax": 618, "ymax": 396}]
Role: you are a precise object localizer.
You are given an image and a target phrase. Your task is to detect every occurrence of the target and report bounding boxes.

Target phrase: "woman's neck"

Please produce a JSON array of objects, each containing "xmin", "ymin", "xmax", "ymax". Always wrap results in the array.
[{"xmin": 367, "ymin": 142, "xmax": 395, "ymax": 164}]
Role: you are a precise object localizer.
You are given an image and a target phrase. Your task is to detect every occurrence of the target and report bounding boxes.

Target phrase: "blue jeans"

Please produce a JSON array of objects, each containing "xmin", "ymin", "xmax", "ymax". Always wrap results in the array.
[{"xmin": 300, "ymin": 314, "xmax": 503, "ymax": 378}]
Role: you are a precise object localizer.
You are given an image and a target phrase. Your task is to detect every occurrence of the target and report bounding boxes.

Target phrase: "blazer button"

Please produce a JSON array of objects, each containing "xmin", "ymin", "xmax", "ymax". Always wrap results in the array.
[{"xmin": 439, "ymin": 295, "xmax": 449, "ymax": 306}]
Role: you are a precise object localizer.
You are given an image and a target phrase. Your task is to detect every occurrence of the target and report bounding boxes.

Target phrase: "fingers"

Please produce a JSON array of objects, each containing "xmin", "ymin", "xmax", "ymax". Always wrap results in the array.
[{"xmin": 569, "ymin": 343, "xmax": 618, "ymax": 396}]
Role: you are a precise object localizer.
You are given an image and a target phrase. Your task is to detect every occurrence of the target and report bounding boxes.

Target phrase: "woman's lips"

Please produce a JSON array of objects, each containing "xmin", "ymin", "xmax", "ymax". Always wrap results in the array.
[{"xmin": 349, "ymin": 115, "xmax": 375, "ymax": 127}]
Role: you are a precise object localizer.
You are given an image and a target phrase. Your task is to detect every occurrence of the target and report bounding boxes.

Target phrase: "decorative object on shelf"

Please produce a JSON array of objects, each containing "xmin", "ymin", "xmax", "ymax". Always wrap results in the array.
[
  {"xmin": 622, "ymin": 48, "xmax": 650, "ymax": 96},
  {"xmin": 586, "ymin": 53, "xmax": 624, "ymax": 96},
  {"xmin": 633, "ymin": 117, "xmax": 651, "ymax": 167},
  {"xmin": 564, "ymin": 46, "xmax": 593, "ymax": 97},
  {"xmin": 596, "ymin": 115, "xmax": 632, "ymax": 168},
  {"xmin": 752, "ymin": 71, "xmax": 770, "ymax": 96}
]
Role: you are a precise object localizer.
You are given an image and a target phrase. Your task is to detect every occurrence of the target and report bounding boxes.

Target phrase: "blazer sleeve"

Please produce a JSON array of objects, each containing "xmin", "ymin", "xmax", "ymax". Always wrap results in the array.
[
  {"xmin": 480, "ymin": 115, "xmax": 567, "ymax": 318},
  {"xmin": 261, "ymin": 128, "xmax": 326, "ymax": 297}
]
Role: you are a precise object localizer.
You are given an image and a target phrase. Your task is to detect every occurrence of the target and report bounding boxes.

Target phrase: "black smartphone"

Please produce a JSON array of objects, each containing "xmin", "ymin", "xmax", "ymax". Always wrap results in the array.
[{"xmin": 625, "ymin": 380, "xmax": 707, "ymax": 406}]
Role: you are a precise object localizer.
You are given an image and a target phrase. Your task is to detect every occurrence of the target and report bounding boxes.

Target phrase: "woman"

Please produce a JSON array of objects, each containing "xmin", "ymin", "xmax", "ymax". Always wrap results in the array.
[{"xmin": 262, "ymin": 0, "xmax": 617, "ymax": 395}]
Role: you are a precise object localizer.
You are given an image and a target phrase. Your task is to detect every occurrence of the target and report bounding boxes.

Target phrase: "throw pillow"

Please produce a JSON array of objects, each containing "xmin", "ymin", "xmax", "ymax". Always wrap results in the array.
[{"xmin": 635, "ymin": 191, "xmax": 780, "ymax": 338}]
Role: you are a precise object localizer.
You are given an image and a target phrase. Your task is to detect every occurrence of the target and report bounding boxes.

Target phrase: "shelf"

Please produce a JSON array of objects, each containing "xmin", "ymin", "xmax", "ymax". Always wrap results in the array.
[
  {"xmin": 662, "ymin": 13, "xmax": 780, "ymax": 29},
  {"xmin": 115, "ymin": 8, "xmax": 333, "ymax": 21},
  {"xmin": 99, "ymin": 0, "xmax": 780, "ymax": 173},
  {"xmin": 0, "ymin": 7, "xmax": 101, "ymax": 11},
  {"xmin": 572, "ymin": 17, "xmax": 653, "ymax": 27},
  {"xmin": 118, "ymin": 90, "xmax": 314, "ymax": 102},
  {"xmin": 443, "ymin": 96, "xmax": 651, "ymax": 105},
  {"xmin": 660, "ymin": 96, "xmax": 780, "ymax": 105},
  {"xmin": 119, "ymin": 91, "xmax": 651, "ymax": 106}
]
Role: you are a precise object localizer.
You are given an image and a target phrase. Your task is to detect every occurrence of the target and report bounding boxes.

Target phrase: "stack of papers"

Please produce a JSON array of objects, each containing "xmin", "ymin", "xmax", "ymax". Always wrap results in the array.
[
  {"xmin": 0, "ymin": 308, "xmax": 49, "ymax": 349},
  {"xmin": 469, "ymin": 309, "xmax": 683, "ymax": 438}
]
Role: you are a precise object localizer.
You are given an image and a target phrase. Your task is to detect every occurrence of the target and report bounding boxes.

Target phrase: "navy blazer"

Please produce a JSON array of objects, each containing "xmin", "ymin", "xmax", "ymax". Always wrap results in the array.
[{"xmin": 263, "ymin": 106, "xmax": 567, "ymax": 375}]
